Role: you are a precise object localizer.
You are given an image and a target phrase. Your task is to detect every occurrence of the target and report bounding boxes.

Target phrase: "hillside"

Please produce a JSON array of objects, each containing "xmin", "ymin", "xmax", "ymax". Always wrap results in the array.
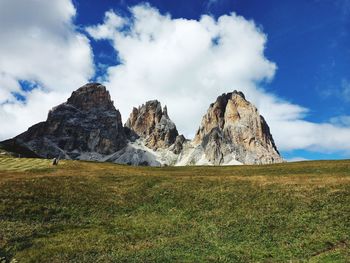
[
  {"xmin": 0, "ymin": 146, "xmax": 12, "ymax": 158},
  {"xmin": 0, "ymin": 158, "xmax": 349, "ymax": 262}
]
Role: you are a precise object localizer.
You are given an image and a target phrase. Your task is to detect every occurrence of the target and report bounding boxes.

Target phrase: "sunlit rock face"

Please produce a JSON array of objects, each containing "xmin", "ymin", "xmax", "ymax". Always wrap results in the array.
[
  {"xmin": 125, "ymin": 100, "xmax": 180, "ymax": 151},
  {"xmin": 192, "ymin": 91, "xmax": 283, "ymax": 165},
  {"xmin": 0, "ymin": 84, "xmax": 282, "ymax": 166}
]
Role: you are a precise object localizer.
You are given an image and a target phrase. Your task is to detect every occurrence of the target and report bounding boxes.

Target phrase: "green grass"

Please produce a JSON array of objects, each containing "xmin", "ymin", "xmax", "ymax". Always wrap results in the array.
[
  {"xmin": 0, "ymin": 158, "xmax": 349, "ymax": 262},
  {"xmin": 0, "ymin": 158, "xmax": 51, "ymax": 171}
]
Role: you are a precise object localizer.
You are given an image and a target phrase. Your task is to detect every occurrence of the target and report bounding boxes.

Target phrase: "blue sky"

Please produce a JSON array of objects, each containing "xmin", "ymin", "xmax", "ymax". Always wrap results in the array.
[
  {"xmin": 75, "ymin": 0, "xmax": 350, "ymax": 160},
  {"xmin": 77, "ymin": 0, "xmax": 350, "ymax": 117},
  {"xmin": 0, "ymin": 0, "xmax": 349, "ymax": 161}
]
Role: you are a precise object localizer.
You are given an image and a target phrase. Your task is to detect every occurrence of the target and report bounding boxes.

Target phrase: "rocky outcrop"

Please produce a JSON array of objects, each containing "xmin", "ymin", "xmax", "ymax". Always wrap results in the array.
[
  {"xmin": 125, "ymin": 100, "xmax": 179, "ymax": 150},
  {"xmin": 0, "ymin": 84, "xmax": 283, "ymax": 166},
  {"xmin": 190, "ymin": 91, "xmax": 282, "ymax": 165},
  {"xmin": 170, "ymin": 135, "xmax": 186, "ymax": 154},
  {"xmin": 1, "ymin": 83, "xmax": 127, "ymax": 159},
  {"xmin": 104, "ymin": 145, "xmax": 162, "ymax": 166}
]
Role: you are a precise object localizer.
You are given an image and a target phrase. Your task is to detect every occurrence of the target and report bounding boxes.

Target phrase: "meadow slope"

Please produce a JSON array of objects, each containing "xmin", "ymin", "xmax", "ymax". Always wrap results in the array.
[{"xmin": 0, "ymin": 157, "xmax": 349, "ymax": 262}]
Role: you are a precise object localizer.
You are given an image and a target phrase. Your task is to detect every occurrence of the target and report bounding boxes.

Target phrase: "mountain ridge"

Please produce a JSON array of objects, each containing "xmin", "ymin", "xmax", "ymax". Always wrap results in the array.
[{"xmin": 0, "ymin": 83, "xmax": 283, "ymax": 165}]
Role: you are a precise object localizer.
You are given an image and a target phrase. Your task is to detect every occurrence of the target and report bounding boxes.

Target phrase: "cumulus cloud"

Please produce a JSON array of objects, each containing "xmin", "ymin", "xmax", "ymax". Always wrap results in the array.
[
  {"xmin": 0, "ymin": 0, "xmax": 94, "ymax": 139},
  {"xmin": 1, "ymin": 2, "xmax": 349, "ymax": 157},
  {"xmin": 86, "ymin": 4, "xmax": 277, "ymax": 133},
  {"xmin": 0, "ymin": 89, "xmax": 69, "ymax": 140},
  {"xmin": 86, "ymin": 4, "xmax": 350, "ymax": 155},
  {"xmin": 330, "ymin": 115, "xmax": 350, "ymax": 126}
]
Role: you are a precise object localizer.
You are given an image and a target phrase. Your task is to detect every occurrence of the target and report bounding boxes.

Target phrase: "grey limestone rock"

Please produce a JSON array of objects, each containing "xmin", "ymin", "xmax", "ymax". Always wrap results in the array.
[
  {"xmin": 0, "ymin": 85, "xmax": 283, "ymax": 166},
  {"xmin": 125, "ymin": 100, "xmax": 180, "ymax": 150},
  {"xmin": 1, "ymin": 83, "xmax": 127, "ymax": 159},
  {"xmin": 193, "ymin": 90, "xmax": 283, "ymax": 165}
]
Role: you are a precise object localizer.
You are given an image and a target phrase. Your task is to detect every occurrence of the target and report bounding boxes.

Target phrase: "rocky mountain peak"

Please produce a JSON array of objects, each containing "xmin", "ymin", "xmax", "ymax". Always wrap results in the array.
[
  {"xmin": 125, "ymin": 100, "xmax": 180, "ymax": 150},
  {"xmin": 1, "ymin": 83, "xmax": 127, "ymax": 159},
  {"xmin": 66, "ymin": 83, "xmax": 114, "ymax": 111},
  {"xmin": 232, "ymin": 90, "xmax": 246, "ymax": 99},
  {"xmin": 163, "ymin": 105, "xmax": 169, "ymax": 118},
  {"xmin": 193, "ymin": 90, "xmax": 282, "ymax": 165},
  {"xmin": 0, "ymin": 84, "xmax": 283, "ymax": 166}
]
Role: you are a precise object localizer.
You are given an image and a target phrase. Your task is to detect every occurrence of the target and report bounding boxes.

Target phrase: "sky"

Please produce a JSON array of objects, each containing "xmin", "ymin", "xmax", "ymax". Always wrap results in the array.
[{"xmin": 0, "ymin": 0, "xmax": 349, "ymax": 161}]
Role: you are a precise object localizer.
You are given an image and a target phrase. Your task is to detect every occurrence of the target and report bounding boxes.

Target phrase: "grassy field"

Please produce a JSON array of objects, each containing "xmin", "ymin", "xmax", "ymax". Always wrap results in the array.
[{"xmin": 0, "ymin": 158, "xmax": 349, "ymax": 262}]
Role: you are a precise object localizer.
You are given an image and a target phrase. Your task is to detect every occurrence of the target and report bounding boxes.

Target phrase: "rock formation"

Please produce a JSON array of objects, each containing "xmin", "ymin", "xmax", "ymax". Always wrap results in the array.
[
  {"xmin": 1, "ymin": 83, "xmax": 127, "ymax": 159},
  {"xmin": 125, "ymin": 100, "xmax": 180, "ymax": 150},
  {"xmin": 189, "ymin": 91, "xmax": 282, "ymax": 165},
  {"xmin": 170, "ymin": 134, "xmax": 186, "ymax": 154},
  {"xmin": 0, "ymin": 83, "xmax": 283, "ymax": 166}
]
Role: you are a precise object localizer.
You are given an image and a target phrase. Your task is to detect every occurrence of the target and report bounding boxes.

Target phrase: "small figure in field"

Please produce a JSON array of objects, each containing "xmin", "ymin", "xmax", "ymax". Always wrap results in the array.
[{"xmin": 52, "ymin": 157, "xmax": 59, "ymax": 166}]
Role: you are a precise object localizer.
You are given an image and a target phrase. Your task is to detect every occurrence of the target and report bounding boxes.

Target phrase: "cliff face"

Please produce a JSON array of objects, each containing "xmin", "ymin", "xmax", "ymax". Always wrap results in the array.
[
  {"xmin": 0, "ymin": 84, "xmax": 283, "ymax": 166},
  {"xmin": 192, "ymin": 91, "xmax": 282, "ymax": 165},
  {"xmin": 1, "ymin": 83, "xmax": 127, "ymax": 159},
  {"xmin": 125, "ymin": 100, "xmax": 180, "ymax": 151}
]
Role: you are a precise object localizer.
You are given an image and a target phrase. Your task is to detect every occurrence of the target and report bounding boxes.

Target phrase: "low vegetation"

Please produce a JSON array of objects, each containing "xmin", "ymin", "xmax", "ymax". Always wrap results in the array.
[{"xmin": 0, "ymin": 158, "xmax": 349, "ymax": 262}]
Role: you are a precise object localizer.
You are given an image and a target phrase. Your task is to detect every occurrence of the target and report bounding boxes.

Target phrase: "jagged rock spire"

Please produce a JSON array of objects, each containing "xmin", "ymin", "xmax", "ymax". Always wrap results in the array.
[
  {"xmin": 163, "ymin": 105, "xmax": 169, "ymax": 118},
  {"xmin": 125, "ymin": 100, "xmax": 179, "ymax": 150}
]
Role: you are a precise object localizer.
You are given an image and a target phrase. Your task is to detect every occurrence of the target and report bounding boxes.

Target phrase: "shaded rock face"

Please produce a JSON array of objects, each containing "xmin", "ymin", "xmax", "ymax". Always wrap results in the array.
[
  {"xmin": 0, "ymin": 84, "xmax": 283, "ymax": 166},
  {"xmin": 193, "ymin": 91, "xmax": 282, "ymax": 165},
  {"xmin": 2, "ymin": 83, "xmax": 127, "ymax": 159},
  {"xmin": 125, "ymin": 100, "xmax": 179, "ymax": 150},
  {"xmin": 171, "ymin": 135, "xmax": 186, "ymax": 154}
]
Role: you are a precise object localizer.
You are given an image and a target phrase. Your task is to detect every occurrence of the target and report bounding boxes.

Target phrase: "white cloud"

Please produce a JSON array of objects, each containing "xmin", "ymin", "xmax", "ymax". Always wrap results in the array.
[
  {"xmin": 87, "ymin": 10, "xmax": 126, "ymax": 39},
  {"xmin": 0, "ymin": 0, "xmax": 94, "ymax": 139},
  {"xmin": 0, "ymin": 2, "xmax": 349, "ymax": 158},
  {"xmin": 341, "ymin": 79, "xmax": 350, "ymax": 102},
  {"xmin": 86, "ymin": 4, "xmax": 277, "ymax": 134},
  {"xmin": 317, "ymin": 78, "xmax": 350, "ymax": 103},
  {"xmin": 86, "ymin": 4, "xmax": 350, "ymax": 155},
  {"xmin": 0, "ymin": 89, "xmax": 69, "ymax": 140},
  {"xmin": 287, "ymin": 157, "xmax": 309, "ymax": 162},
  {"xmin": 330, "ymin": 115, "xmax": 350, "ymax": 126}
]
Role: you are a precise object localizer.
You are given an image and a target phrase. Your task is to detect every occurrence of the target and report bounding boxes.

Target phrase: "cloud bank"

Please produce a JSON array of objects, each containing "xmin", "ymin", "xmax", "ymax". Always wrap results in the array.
[
  {"xmin": 0, "ymin": 0, "xmax": 94, "ymax": 139},
  {"xmin": 0, "ymin": 1, "xmax": 349, "ymax": 157},
  {"xmin": 86, "ymin": 4, "xmax": 350, "ymax": 154}
]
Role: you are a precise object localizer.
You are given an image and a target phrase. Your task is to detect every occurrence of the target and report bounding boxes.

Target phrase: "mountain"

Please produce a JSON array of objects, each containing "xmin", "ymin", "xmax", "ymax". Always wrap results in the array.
[
  {"xmin": 0, "ymin": 83, "xmax": 127, "ymax": 160},
  {"xmin": 0, "ymin": 83, "xmax": 283, "ymax": 166},
  {"xmin": 125, "ymin": 100, "xmax": 179, "ymax": 150},
  {"xmin": 105, "ymin": 100, "xmax": 184, "ymax": 166},
  {"xmin": 184, "ymin": 91, "xmax": 282, "ymax": 165}
]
